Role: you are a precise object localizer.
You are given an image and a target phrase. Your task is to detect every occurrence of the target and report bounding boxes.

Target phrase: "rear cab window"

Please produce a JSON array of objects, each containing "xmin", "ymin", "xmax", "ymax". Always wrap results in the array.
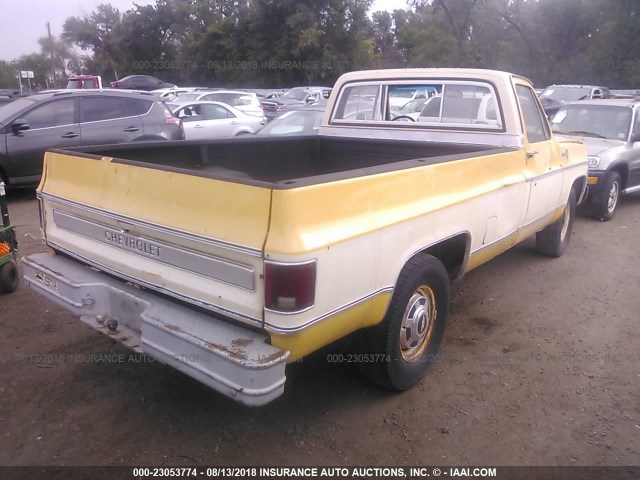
[{"xmin": 331, "ymin": 80, "xmax": 503, "ymax": 130}]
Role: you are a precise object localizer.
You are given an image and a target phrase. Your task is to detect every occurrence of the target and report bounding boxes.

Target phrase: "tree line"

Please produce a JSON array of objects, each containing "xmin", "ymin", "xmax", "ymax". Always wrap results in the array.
[{"xmin": 1, "ymin": 0, "xmax": 639, "ymax": 91}]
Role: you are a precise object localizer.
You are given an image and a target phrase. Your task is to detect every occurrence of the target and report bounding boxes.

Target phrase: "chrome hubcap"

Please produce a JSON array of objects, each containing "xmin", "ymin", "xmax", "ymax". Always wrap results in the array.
[
  {"xmin": 607, "ymin": 181, "xmax": 619, "ymax": 214},
  {"xmin": 400, "ymin": 286, "xmax": 437, "ymax": 362}
]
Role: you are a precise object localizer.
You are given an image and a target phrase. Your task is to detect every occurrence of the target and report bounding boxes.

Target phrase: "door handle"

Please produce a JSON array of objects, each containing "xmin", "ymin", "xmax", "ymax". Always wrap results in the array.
[
  {"xmin": 123, "ymin": 126, "xmax": 139, "ymax": 132},
  {"xmin": 61, "ymin": 132, "xmax": 79, "ymax": 138},
  {"xmin": 231, "ymin": 121, "xmax": 238, "ymax": 124},
  {"xmin": 194, "ymin": 125, "xmax": 203, "ymax": 128},
  {"xmin": 526, "ymin": 151, "xmax": 538, "ymax": 159}
]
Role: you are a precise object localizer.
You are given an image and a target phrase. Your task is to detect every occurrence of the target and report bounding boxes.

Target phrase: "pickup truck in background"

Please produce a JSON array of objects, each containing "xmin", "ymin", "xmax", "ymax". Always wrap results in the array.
[
  {"xmin": 23, "ymin": 69, "xmax": 587, "ymax": 406},
  {"xmin": 66, "ymin": 75, "xmax": 103, "ymax": 89}
]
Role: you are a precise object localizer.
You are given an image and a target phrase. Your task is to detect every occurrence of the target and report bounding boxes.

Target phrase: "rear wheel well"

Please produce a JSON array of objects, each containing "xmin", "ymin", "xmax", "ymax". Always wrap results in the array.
[
  {"xmin": 409, "ymin": 233, "xmax": 470, "ymax": 282},
  {"xmin": 572, "ymin": 176, "xmax": 587, "ymax": 204}
]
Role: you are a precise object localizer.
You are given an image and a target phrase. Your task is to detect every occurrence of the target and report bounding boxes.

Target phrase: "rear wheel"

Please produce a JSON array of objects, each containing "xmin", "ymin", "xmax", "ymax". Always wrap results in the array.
[
  {"xmin": 357, "ymin": 253, "xmax": 449, "ymax": 391},
  {"xmin": 0, "ymin": 261, "xmax": 18, "ymax": 294},
  {"xmin": 590, "ymin": 171, "xmax": 621, "ymax": 222},
  {"xmin": 536, "ymin": 189, "xmax": 576, "ymax": 257}
]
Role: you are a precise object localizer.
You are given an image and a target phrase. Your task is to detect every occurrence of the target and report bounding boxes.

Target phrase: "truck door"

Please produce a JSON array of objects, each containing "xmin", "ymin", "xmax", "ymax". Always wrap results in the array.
[{"xmin": 514, "ymin": 82, "xmax": 563, "ymax": 226}]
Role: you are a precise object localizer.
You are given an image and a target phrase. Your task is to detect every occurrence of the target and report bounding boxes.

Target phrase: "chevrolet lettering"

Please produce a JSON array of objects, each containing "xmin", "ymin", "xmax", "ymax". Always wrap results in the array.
[
  {"xmin": 23, "ymin": 68, "xmax": 588, "ymax": 406},
  {"xmin": 104, "ymin": 230, "xmax": 161, "ymax": 257}
]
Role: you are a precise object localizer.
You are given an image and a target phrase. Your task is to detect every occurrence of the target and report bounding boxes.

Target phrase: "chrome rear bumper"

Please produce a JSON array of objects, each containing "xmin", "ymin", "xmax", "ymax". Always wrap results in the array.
[{"xmin": 22, "ymin": 253, "xmax": 288, "ymax": 406}]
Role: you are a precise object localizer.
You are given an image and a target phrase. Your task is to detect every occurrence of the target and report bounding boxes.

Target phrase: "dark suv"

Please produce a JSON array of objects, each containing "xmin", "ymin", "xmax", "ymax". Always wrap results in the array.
[
  {"xmin": 110, "ymin": 75, "xmax": 176, "ymax": 91},
  {"xmin": 0, "ymin": 90, "xmax": 184, "ymax": 186}
]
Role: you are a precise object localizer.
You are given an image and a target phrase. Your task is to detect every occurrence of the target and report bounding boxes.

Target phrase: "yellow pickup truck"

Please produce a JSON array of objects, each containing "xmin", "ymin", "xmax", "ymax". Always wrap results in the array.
[{"xmin": 23, "ymin": 69, "xmax": 587, "ymax": 406}]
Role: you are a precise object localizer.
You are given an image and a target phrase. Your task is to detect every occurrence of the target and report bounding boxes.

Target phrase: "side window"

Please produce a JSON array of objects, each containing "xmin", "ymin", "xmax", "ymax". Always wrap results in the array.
[
  {"xmin": 22, "ymin": 99, "xmax": 75, "ymax": 129},
  {"xmin": 516, "ymin": 85, "xmax": 550, "ymax": 143},
  {"xmin": 80, "ymin": 97, "xmax": 134, "ymax": 122},
  {"xmin": 129, "ymin": 98, "xmax": 152, "ymax": 115},
  {"xmin": 176, "ymin": 106, "xmax": 199, "ymax": 122},
  {"xmin": 333, "ymin": 84, "xmax": 381, "ymax": 120},
  {"xmin": 200, "ymin": 104, "xmax": 234, "ymax": 120}
]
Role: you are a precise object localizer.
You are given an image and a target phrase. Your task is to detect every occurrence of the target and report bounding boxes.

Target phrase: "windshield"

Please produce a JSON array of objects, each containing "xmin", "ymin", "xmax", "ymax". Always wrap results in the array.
[
  {"xmin": 551, "ymin": 105, "xmax": 632, "ymax": 141},
  {"xmin": 282, "ymin": 88, "xmax": 309, "ymax": 101},
  {"xmin": 541, "ymin": 87, "xmax": 592, "ymax": 103},
  {"xmin": 0, "ymin": 96, "xmax": 38, "ymax": 121}
]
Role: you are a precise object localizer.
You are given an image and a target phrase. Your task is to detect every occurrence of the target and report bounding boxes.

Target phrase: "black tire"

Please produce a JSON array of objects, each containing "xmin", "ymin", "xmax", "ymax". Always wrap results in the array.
[
  {"xmin": 357, "ymin": 253, "xmax": 450, "ymax": 391},
  {"xmin": 590, "ymin": 171, "xmax": 621, "ymax": 222},
  {"xmin": 0, "ymin": 261, "xmax": 18, "ymax": 294},
  {"xmin": 536, "ymin": 188, "xmax": 576, "ymax": 257}
]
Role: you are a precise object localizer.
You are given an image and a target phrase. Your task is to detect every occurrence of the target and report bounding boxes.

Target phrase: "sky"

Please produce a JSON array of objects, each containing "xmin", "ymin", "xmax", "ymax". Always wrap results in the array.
[{"xmin": 0, "ymin": 0, "xmax": 407, "ymax": 61}]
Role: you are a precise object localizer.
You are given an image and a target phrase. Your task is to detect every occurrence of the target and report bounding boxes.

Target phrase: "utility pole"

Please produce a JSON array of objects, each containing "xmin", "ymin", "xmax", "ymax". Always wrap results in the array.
[{"xmin": 47, "ymin": 21, "xmax": 56, "ymax": 88}]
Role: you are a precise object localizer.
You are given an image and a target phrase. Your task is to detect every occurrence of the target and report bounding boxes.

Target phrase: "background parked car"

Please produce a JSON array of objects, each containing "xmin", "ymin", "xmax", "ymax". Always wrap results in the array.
[
  {"xmin": 551, "ymin": 98, "xmax": 640, "ymax": 221},
  {"xmin": 110, "ymin": 75, "xmax": 176, "ymax": 91},
  {"xmin": 0, "ymin": 90, "xmax": 183, "ymax": 186},
  {"xmin": 0, "ymin": 90, "xmax": 28, "ymax": 106},
  {"xmin": 151, "ymin": 87, "xmax": 197, "ymax": 101},
  {"xmin": 388, "ymin": 85, "xmax": 437, "ymax": 109},
  {"xmin": 256, "ymin": 107, "xmax": 324, "ymax": 136},
  {"xmin": 539, "ymin": 84, "xmax": 611, "ymax": 118},
  {"xmin": 171, "ymin": 101, "xmax": 265, "ymax": 140},
  {"xmin": 260, "ymin": 86, "xmax": 332, "ymax": 121},
  {"xmin": 171, "ymin": 90, "xmax": 264, "ymax": 117}
]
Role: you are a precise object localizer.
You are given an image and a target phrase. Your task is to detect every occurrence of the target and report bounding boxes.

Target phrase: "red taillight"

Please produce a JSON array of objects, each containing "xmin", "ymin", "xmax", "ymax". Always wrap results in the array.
[
  {"xmin": 165, "ymin": 117, "xmax": 181, "ymax": 126},
  {"xmin": 113, "ymin": 81, "xmax": 120, "ymax": 88},
  {"xmin": 265, "ymin": 261, "xmax": 316, "ymax": 312}
]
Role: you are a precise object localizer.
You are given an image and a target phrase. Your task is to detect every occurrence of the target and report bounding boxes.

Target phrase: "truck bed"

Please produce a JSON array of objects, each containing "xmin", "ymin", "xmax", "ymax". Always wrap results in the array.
[{"xmin": 59, "ymin": 136, "xmax": 511, "ymax": 188}]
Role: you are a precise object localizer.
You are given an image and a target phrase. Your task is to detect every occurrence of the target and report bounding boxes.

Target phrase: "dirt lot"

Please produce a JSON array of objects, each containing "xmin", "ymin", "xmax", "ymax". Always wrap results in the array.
[{"xmin": 1, "ymin": 190, "xmax": 639, "ymax": 469}]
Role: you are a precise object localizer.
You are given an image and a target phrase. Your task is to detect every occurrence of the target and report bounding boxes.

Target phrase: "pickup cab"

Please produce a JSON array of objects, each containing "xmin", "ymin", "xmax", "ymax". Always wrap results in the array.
[{"xmin": 23, "ymin": 69, "xmax": 587, "ymax": 406}]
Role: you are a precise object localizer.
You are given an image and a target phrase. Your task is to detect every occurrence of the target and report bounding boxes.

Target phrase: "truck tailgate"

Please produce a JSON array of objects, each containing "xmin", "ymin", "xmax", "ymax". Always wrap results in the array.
[{"xmin": 38, "ymin": 151, "xmax": 271, "ymax": 325}]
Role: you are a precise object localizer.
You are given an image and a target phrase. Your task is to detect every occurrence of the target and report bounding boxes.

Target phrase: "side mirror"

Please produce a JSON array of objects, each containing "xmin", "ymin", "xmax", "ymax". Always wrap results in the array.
[
  {"xmin": 11, "ymin": 118, "xmax": 29, "ymax": 133},
  {"xmin": 304, "ymin": 96, "xmax": 315, "ymax": 105},
  {"xmin": 630, "ymin": 132, "xmax": 640, "ymax": 143}
]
